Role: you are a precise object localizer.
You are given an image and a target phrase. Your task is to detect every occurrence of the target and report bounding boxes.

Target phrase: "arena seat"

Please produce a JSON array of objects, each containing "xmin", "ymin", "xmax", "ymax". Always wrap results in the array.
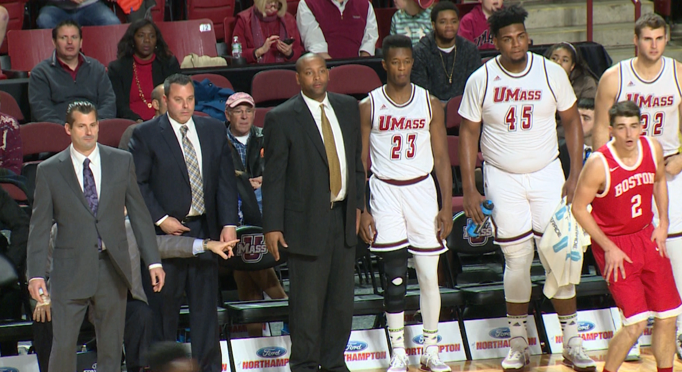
[
  {"xmin": 20, "ymin": 122, "xmax": 71, "ymax": 204},
  {"xmin": 445, "ymin": 95, "xmax": 462, "ymax": 131},
  {"xmin": 0, "ymin": 90, "xmax": 24, "ymax": 122},
  {"xmin": 186, "ymin": 0, "xmax": 235, "ymax": 42},
  {"xmin": 374, "ymin": 7, "xmax": 396, "ymax": 50},
  {"xmin": 149, "ymin": 0, "xmax": 165, "ymax": 22},
  {"xmin": 327, "ymin": 64, "xmax": 382, "ymax": 98},
  {"xmin": 286, "ymin": 0, "xmax": 298, "ymax": 16},
  {"xmin": 0, "ymin": 0, "xmax": 26, "ymax": 55},
  {"xmin": 8, "ymin": 28, "xmax": 53, "ymax": 72},
  {"xmin": 251, "ymin": 69, "xmax": 298, "ymax": 106},
  {"xmin": 253, "ymin": 107, "xmax": 272, "ymax": 128},
  {"xmin": 156, "ymin": 19, "xmax": 218, "ymax": 61},
  {"xmin": 223, "ymin": 16, "xmax": 235, "ymax": 44},
  {"xmin": 98, "ymin": 118, "xmax": 135, "ymax": 148},
  {"xmin": 81, "ymin": 24, "xmax": 129, "ymax": 68},
  {"xmin": 191, "ymin": 73, "xmax": 233, "ymax": 89}
]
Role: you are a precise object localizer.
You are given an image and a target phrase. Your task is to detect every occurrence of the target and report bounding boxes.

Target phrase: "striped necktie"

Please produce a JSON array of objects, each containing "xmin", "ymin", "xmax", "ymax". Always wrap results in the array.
[{"xmin": 180, "ymin": 125, "xmax": 206, "ymax": 214}]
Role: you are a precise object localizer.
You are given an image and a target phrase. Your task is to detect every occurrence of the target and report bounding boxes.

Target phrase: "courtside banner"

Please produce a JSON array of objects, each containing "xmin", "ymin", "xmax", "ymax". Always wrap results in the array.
[
  {"xmin": 0, "ymin": 354, "xmax": 39, "ymax": 372},
  {"xmin": 404, "ymin": 321, "xmax": 466, "ymax": 364},
  {"xmin": 231, "ymin": 336, "xmax": 292, "ymax": 372},
  {"xmin": 543, "ymin": 309, "xmax": 616, "ymax": 353},
  {"xmin": 464, "ymin": 316, "xmax": 542, "ymax": 359},
  {"xmin": 220, "ymin": 341, "xmax": 232, "ymax": 372},
  {"xmin": 345, "ymin": 329, "xmax": 390, "ymax": 370},
  {"xmin": 610, "ymin": 308, "xmax": 653, "ymax": 346}
]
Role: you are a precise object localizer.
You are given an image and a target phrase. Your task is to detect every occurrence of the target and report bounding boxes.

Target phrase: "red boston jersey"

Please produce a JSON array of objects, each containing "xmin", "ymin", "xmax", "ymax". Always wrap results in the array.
[{"xmin": 591, "ymin": 137, "xmax": 657, "ymax": 236}]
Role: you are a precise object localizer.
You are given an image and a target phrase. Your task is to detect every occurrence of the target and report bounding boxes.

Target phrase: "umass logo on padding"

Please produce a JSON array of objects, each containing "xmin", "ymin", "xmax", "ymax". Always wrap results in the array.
[{"xmin": 235, "ymin": 234, "xmax": 268, "ymax": 263}]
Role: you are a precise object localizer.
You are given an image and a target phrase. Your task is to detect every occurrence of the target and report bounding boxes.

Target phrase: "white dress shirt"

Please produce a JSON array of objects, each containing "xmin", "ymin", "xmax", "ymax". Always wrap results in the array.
[
  {"xmin": 296, "ymin": 0, "xmax": 379, "ymax": 56},
  {"xmin": 301, "ymin": 92, "xmax": 348, "ymax": 201}
]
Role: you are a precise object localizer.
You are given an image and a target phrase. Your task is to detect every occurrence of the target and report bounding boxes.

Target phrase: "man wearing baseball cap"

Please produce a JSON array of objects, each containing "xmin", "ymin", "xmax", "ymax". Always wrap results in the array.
[{"xmin": 390, "ymin": 0, "xmax": 434, "ymax": 45}]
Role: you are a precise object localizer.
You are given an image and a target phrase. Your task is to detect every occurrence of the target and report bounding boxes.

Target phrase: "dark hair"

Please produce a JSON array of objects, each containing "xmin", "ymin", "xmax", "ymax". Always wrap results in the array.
[
  {"xmin": 52, "ymin": 20, "xmax": 82, "ymax": 40},
  {"xmin": 430, "ymin": 0, "xmax": 459, "ymax": 23},
  {"xmin": 164, "ymin": 74, "xmax": 193, "ymax": 97},
  {"xmin": 66, "ymin": 101, "xmax": 97, "ymax": 126},
  {"xmin": 608, "ymin": 100, "xmax": 640, "ymax": 126},
  {"xmin": 543, "ymin": 42, "xmax": 599, "ymax": 85},
  {"xmin": 635, "ymin": 13, "xmax": 667, "ymax": 37},
  {"xmin": 577, "ymin": 98, "xmax": 595, "ymax": 111},
  {"xmin": 116, "ymin": 19, "xmax": 173, "ymax": 60},
  {"xmin": 488, "ymin": 4, "xmax": 527, "ymax": 38},
  {"xmin": 382, "ymin": 35, "xmax": 412, "ymax": 60},
  {"xmin": 147, "ymin": 342, "xmax": 192, "ymax": 372}
]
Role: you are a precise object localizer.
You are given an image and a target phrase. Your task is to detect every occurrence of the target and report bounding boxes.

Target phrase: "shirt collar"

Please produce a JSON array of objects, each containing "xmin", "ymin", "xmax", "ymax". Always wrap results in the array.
[
  {"xmin": 69, "ymin": 143, "xmax": 100, "ymax": 165},
  {"xmin": 167, "ymin": 113, "xmax": 195, "ymax": 130},
  {"xmin": 56, "ymin": 53, "xmax": 85, "ymax": 70},
  {"xmin": 301, "ymin": 92, "xmax": 332, "ymax": 113}
]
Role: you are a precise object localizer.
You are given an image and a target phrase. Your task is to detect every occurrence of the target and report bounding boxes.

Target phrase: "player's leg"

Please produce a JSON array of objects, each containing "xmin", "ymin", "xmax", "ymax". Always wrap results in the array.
[
  {"xmin": 484, "ymin": 165, "xmax": 533, "ymax": 370},
  {"xmin": 651, "ymin": 316, "xmax": 676, "ymax": 372},
  {"xmin": 603, "ymin": 320, "xmax": 648, "ymax": 372}
]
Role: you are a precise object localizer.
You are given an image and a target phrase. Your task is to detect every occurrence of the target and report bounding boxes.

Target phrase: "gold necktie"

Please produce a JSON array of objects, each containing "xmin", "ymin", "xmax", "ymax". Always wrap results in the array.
[{"xmin": 320, "ymin": 104, "xmax": 342, "ymax": 201}]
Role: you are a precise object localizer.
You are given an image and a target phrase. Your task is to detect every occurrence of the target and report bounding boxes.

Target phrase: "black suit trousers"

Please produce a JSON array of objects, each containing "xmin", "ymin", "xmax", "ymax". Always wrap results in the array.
[{"xmin": 287, "ymin": 205, "xmax": 355, "ymax": 372}]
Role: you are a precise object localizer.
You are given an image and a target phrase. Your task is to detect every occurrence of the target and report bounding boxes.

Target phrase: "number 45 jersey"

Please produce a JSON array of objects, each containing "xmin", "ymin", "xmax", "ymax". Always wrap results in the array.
[
  {"xmin": 459, "ymin": 52, "xmax": 577, "ymax": 174},
  {"xmin": 368, "ymin": 83, "xmax": 434, "ymax": 180}
]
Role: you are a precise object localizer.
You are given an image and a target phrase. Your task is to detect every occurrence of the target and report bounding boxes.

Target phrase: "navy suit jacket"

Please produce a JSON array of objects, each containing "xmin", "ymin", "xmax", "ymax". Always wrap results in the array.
[{"xmin": 129, "ymin": 114, "xmax": 238, "ymax": 240}]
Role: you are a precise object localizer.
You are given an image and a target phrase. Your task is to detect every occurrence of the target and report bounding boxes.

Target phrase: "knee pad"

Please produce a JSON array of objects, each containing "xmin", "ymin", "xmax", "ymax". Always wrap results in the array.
[
  {"xmin": 502, "ymin": 240, "xmax": 534, "ymax": 303},
  {"xmin": 382, "ymin": 250, "xmax": 408, "ymax": 313},
  {"xmin": 553, "ymin": 284, "xmax": 576, "ymax": 300}
]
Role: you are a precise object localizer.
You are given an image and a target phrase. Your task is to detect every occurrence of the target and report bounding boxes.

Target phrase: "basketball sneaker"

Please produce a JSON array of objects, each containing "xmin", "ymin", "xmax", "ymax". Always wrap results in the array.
[
  {"xmin": 387, "ymin": 349, "xmax": 408, "ymax": 372},
  {"xmin": 501, "ymin": 337, "xmax": 530, "ymax": 371},
  {"xmin": 563, "ymin": 336, "xmax": 597, "ymax": 372}
]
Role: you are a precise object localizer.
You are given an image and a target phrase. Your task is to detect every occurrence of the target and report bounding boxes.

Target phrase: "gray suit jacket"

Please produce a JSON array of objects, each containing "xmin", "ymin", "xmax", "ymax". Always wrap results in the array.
[{"xmin": 27, "ymin": 145, "xmax": 161, "ymax": 299}]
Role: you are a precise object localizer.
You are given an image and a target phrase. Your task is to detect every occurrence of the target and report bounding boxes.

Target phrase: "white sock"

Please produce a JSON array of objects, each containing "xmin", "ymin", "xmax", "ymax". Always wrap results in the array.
[
  {"xmin": 559, "ymin": 313, "xmax": 579, "ymax": 346},
  {"xmin": 508, "ymin": 314, "xmax": 528, "ymax": 350},
  {"xmin": 387, "ymin": 312, "xmax": 405, "ymax": 350}
]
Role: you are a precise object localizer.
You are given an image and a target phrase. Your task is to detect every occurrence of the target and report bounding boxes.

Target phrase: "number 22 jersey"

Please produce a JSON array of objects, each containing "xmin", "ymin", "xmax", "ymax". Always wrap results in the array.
[{"xmin": 459, "ymin": 52, "xmax": 576, "ymax": 174}]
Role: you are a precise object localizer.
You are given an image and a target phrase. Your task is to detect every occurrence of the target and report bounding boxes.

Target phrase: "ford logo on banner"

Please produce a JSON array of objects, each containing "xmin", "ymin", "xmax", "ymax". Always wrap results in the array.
[
  {"xmin": 257, "ymin": 346, "xmax": 287, "ymax": 358},
  {"xmin": 578, "ymin": 321, "xmax": 595, "ymax": 332},
  {"xmin": 489, "ymin": 327, "xmax": 510, "ymax": 339},
  {"xmin": 346, "ymin": 341, "xmax": 368, "ymax": 352},
  {"xmin": 0, "ymin": 368, "xmax": 20, "ymax": 372},
  {"xmin": 412, "ymin": 335, "xmax": 443, "ymax": 344}
]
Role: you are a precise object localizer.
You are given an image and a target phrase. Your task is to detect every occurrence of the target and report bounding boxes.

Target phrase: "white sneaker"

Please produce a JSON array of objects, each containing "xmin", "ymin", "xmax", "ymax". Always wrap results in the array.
[
  {"xmin": 625, "ymin": 339, "xmax": 640, "ymax": 362},
  {"xmin": 501, "ymin": 338, "xmax": 530, "ymax": 371},
  {"xmin": 420, "ymin": 350, "xmax": 451, "ymax": 372},
  {"xmin": 562, "ymin": 337, "xmax": 597, "ymax": 372},
  {"xmin": 387, "ymin": 349, "xmax": 409, "ymax": 372}
]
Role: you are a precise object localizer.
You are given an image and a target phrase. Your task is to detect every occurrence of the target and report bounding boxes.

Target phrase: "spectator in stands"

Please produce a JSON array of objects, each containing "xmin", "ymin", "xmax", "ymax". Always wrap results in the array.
[
  {"xmin": 389, "ymin": 0, "xmax": 434, "ymax": 46},
  {"xmin": 119, "ymin": 84, "xmax": 166, "ymax": 150},
  {"xmin": 36, "ymin": 0, "xmax": 120, "ymax": 29},
  {"xmin": 0, "ymin": 6, "xmax": 8, "ymax": 47},
  {"xmin": 544, "ymin": 42, "xmax": 599, "ymax": 100},
  {"xmin": 559, "ymin": 98, "xmax": 595, "ymax": 179},
  {"xmin": 232, "ymin": 0, "xmax": 303, "ymax": 64},
  {"xmin": 0, "ymin": 114, "xmax": 21, "ymax": 175},
  {"xmin": 109, "ymin": 20, "xmax": 181, "ymax": 122},
  {"xmin": 457, "ymin": 0, "xmax": 502, "ymax": 50},
  {"xmin": 297, "ymin": 0, "xmax": 378, "ymax": 59},
  {"xmin": 29, "ymin": 20, "xmax": 116, "ymax": 124},
  {"xmin": 412, "ymin": 1, "xmax": 481, "ymax": 103},
  {"xmin": 147, "ymin": 342, "xmax": 199, "ymax": 372}
]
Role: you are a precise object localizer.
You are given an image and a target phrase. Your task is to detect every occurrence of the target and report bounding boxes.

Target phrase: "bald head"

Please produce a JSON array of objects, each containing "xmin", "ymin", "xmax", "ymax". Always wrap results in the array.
[
  {"xmin": 295, "ymin": 53, "xmax": 329, "ymax": 102},
  {"xmin": 296, "ymin": 53, "xmax": 326, "ymax": 73},
  {"xmin": 151, "ymin": 84, "xmax": 167, "ymax": 118}
]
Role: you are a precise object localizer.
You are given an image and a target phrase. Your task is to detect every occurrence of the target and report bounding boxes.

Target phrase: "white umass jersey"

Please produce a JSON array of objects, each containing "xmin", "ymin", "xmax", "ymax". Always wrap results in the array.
[
  {"xmin": 459, "ymin": 52, "xmax": 576, "ymax": 174},
  {"xmin": 368, "ymin": 84, "xmax": 434, "ymax": 180},
  {"xmin": 616, "ymin": 57, "xmax": 682, "ymax": 157}
]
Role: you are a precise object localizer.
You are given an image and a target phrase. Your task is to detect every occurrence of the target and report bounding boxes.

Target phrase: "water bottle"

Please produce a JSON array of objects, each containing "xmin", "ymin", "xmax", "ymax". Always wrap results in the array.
[
  {"xmin": 466, "ymin": 200, "xmax": 494, "ymax": 238},
  {"xmin": 231, "ymin": 36, "xmax": 242, "ymax": 59}
]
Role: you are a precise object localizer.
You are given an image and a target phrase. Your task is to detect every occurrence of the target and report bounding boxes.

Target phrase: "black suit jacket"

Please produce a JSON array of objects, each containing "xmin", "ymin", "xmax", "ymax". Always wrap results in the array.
[
  {"xmin": 129, "ymin": 114, "xmax": 239, "ymax": 240},
  {"xmin": 107, "ymin": 55, "xmax": 181, "ymax": 121},
  {"xmin": 262, "ymin": 93, "xmax": 364, "ymax": 256}
]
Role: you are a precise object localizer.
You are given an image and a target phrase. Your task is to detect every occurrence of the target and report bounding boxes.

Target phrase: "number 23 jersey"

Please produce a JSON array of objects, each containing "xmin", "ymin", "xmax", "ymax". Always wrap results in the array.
[{"xmin": 459, "ymin": 52, "xmax": 576, "ymax": 174}]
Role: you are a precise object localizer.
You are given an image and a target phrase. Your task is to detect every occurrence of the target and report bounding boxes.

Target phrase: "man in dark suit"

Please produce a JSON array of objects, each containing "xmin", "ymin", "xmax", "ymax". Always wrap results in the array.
[
  {"xmin": 26, "ymin": 101, "xmax": 164, "ymax": 372},
  {"xmin": 129, "ymin": 73, "xmax": 238, "ymax": 372},
  {"xmin": 263, "ymin": 53, "xmax": 364, "ymax": 372}
]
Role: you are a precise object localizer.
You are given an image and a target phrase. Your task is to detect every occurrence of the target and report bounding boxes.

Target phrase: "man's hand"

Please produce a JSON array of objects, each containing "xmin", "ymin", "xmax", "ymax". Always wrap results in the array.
[
  {"xmin": 265, "ymin": 231, "xmax": 287, "ymax": 261},
  {"xmin": 359, "ymin": 51, "xmax": 371, "ymax": 57},
  {"xmin": 359, "ymin": 212, "xmax": 376, "ymax": 244},
  {"xmin": 276, "ymin": 40, "xmax": 294, "ymax": 58},
  {"xmin": 318, "ymin": 52, "xmax": 332, "ymax": 60},
  {"xmin": 160, "ymin": 217, "xmax": 190, "ymax": 236},
  {"xmin": 665, "ymin": 154, "xmax": 682, "ymax": 176},
  {"xmin": 256, "ymin": 35, "xmax": 279, "ymax": 58},
  {"xmin": 249, "ymin": 176, "xmax": 263, "ymax": 189},
  {"xmin": 28, "ymin": 278, "xmax": 48, "ymax": 303},
  {"xmin": 652, "ymin": 225, "xmax": 669, "ymax": 258},
  {"xmin": 436, "ymin": 208, "xmax": 453, "ymax": 241},
  {"xmin": 221, "ymin": 226, "xmax": 237, "ymax": 243},
  {"xmin": 463, "ymin": 189, "xmax": 487, "ymax": 224},
  {"xmin": 563, "ymin": 174, "xmax": 580, "ymax": 204},
  {"xmin": 149, "ymin": 267, "xmax": 165, "ymax": 292},
  {"xmin": 602, "ymin": 243, "xmax": 632, "ymax": 283},
  {"xmin": 33, "ymin": 302, "xmax": 51, "ymax": 323},
  {"xmin": 206, "ymin": 239, "xmax": 239, "ymax": 259}
]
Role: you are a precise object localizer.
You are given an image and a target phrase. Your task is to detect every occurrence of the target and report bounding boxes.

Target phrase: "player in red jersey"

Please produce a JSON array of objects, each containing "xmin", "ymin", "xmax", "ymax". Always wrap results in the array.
[{"xmin": 572, "ymin": 100, "xmax": 682, "ymax": 372}]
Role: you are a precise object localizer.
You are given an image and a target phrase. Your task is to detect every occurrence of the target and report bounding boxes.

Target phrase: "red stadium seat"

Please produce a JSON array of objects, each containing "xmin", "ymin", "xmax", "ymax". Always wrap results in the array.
[
  {"xmin": 253, "ymin": 107, "xmax": 272, "ymax": 128},
  {"xmin": 223, "ymin": 16, "xmax": 235, "ymax": 44},
  {"xmin": 98, "ymin": 118, "xmax": 136, "ymax": 148},
  {"xmin": 8, "ymin": 28, "xmax": 53, "ymax": 72},
  {"xmin": 374, "ymin": 7, "xmax": 397, "ymax": 49},
  {"xmin": 327, "ymin": 64, "xmax": 382, "ymax": 97},
  {"xmin": 186, "ymin": 0, "xmax": 235, "ymax": 42},
  {"xmin": 1, "ymin": 183, "xmax": 27, "ymax": 203},
  {"xmin": 156, "ymin": 19, "xmax": 218, "ymax": 60},
  {"xmin": 286, "ymin": 0, "xmax": 298, "ymax": 16},
  {"xmin": 0, "ymin": 91, "xmax": 24, "ymax": 122},
  {"xmin": 20, "ymin": 122, "xmax": 71, "ymax": 157},
  {"xmin": 0, "ymin": 0, "xmax": 27, "ymax": 55},
  {"xmin": 251, "ymin": 69, "xmax": 299, "ymax": 106},
  {"xmin": 150, "ymin": 0, "xmax": 165, "ymax": 22},
  {"xmin": 445, "ymin": 95, "xmax": 462, "ymax": 130},
  {"xmin": 81, "ymin": 24, "xmax": 129, "ymax": 68},
  {"xmin": 191, "ymin": 73, "xmax": 233, "ymax": 89}
]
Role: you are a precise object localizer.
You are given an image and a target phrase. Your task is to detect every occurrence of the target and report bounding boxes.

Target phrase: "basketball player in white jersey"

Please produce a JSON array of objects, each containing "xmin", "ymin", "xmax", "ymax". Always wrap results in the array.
[
  {"xmin": 458, "ymin": 5, "xmax": 596, "ymax": 371},
  {"xmin": 592, "ymin": 13, "xmax": 682, "ymax": 357},
  {"xmin": 358, "ymin": 35, "xmax": 453, "ymax": 372}
]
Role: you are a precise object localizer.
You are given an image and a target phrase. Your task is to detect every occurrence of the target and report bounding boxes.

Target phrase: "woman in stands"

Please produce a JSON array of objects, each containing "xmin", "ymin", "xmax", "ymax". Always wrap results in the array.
[
  {"xmin": 232, "ymin": 0, "xmax": 303, "ymax": 64},
  {"xmin": 544, "ymin": 42, "xmax": 599, "ymax": 100},
  {"xmin": 108, "ymin": 19, "xmax": 181, "ymax": 122}
]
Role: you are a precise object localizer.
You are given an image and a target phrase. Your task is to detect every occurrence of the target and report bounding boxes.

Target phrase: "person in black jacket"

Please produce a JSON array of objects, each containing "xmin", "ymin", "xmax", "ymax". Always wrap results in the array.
[{"xmin": 108, "ymin": 19, "xmax": 180, "ymax": 122}]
